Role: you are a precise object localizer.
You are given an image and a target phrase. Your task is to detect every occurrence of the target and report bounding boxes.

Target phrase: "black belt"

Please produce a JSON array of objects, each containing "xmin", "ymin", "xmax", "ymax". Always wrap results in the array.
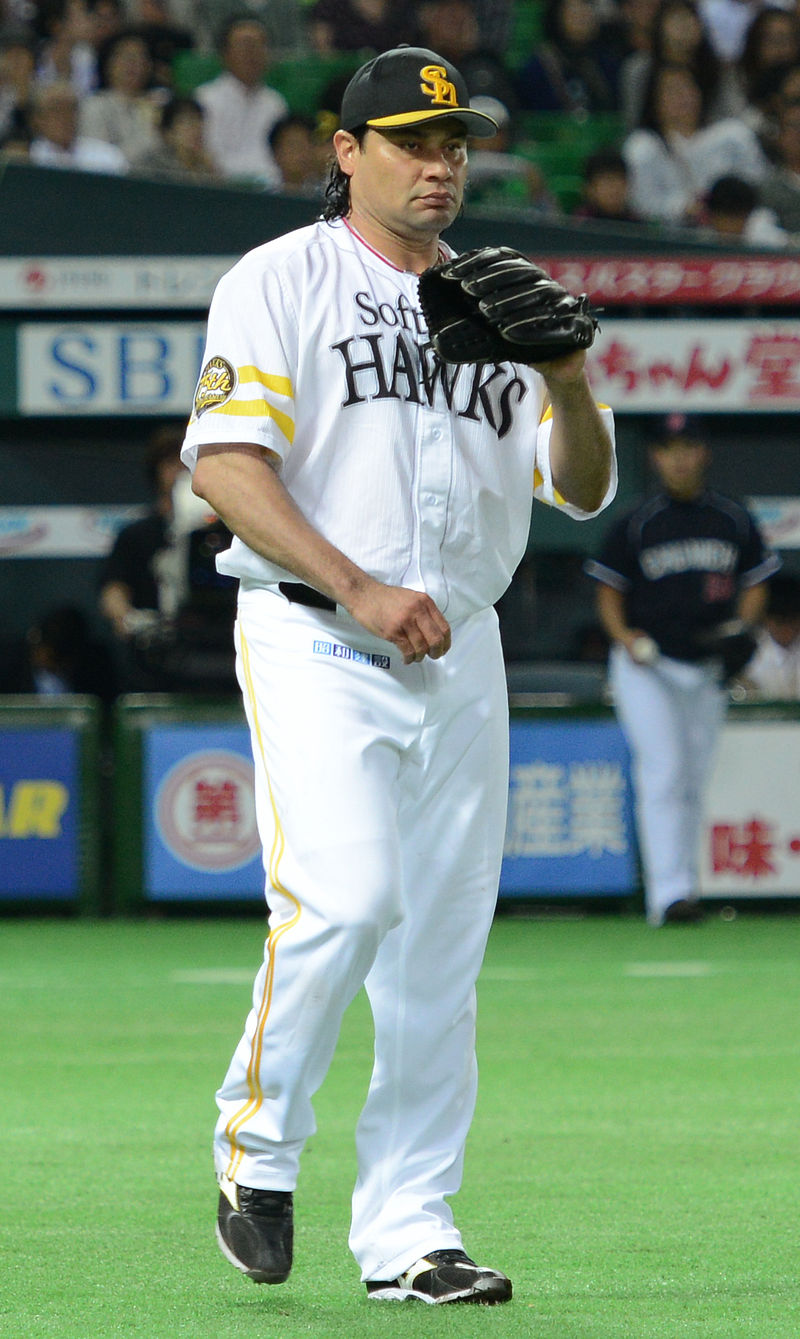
[{"xmin": 278, "ymin": 581, "xmax": 336, "ymax": 612}]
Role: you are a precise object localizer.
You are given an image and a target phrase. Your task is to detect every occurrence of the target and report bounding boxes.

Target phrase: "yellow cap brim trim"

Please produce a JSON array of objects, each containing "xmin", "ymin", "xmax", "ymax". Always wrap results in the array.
[{"xmin": 367, "ymin": 108, "xmax": 497, "ymax": 132}]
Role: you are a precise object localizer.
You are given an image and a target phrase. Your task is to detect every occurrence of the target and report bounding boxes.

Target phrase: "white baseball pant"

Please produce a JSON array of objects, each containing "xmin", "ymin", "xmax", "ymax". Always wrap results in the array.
[
  {"xmin": 609, "ymin": 645, "xmax": 727, "ymax": 924},
  {"xmin": 214, "ymin": 587, "xmax": 509, "ymax": 1281}
]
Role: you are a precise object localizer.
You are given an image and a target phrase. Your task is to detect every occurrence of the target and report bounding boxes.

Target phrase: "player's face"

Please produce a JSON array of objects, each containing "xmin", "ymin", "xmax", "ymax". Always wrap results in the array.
[
  {"xmin": 338, "ymin": 121, "xmax": 468, "ymax": 244},
  {"xmin": 650, "ymin": 437, "xmax": 709, "ymax": 498}
]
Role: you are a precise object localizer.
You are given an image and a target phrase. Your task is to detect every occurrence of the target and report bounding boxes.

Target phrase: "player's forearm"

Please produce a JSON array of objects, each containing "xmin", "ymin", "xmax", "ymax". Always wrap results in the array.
[
  {"xmin": 99, "ymin": 581, "xmax": 134, "ymax": 633},
  {"xmin": 192, "ymin": 444, "xmax": 375, "ymax": 608},
  {"xmin": 192, "ymin": 444, "xmax": 451, "ymax": 662},
  {"xmin": 737, "ymin": 582, "xmax": 768, "ymax": 628},
  {"xmin": 545, "ymin": 372, "xmax": 613, "ymax": 512},
  {"xmin": 595, "ymin": 583, "xmax": 637, "ymax": 647}
]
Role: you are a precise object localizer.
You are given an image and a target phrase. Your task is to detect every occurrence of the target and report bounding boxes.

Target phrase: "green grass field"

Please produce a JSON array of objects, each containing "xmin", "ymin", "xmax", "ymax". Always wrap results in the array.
[{"xmin": 2, "ymin": 911, "xmax": 798, "ymax": 1338}]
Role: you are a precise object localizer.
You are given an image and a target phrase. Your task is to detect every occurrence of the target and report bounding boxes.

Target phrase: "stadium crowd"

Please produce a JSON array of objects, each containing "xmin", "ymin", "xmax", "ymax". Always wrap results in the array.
[{"xmin": 3, "ymin": 0, "xmax": 800, "ymax": 239}]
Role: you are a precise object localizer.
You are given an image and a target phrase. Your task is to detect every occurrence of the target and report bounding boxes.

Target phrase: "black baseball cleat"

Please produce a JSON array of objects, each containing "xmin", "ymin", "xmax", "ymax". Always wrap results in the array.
[
  {"xmin": 216, "ymin": 1173, "xmax": 293, "ymax": 1284},
  {"xmin": 366, "ymin": 1249, "xmax": 512, "ymax": 1305},
  {"xmin": 663, "ymin": 898, "xmax": 705, "ymax": 925}
]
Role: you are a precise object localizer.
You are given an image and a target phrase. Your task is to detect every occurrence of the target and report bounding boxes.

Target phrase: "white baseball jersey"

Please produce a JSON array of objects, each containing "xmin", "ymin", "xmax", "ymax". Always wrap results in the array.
[
  {"xmin": 182, "ymin": 217, "xmax": 616, "ymax": 618},
  {"xmin": 184, "ymin": 218, "xmax": 617, "ymax": 1282}
]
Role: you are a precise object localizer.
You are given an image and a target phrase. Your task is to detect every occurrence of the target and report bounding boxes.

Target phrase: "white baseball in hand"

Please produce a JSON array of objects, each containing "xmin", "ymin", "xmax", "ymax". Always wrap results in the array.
[{"xmin": 630, "ymin": 635, "xmax": 659, "ymax": 665}]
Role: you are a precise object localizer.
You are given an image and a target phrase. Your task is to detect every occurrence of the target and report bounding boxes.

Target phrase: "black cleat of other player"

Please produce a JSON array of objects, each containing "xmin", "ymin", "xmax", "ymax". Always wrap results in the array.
[
  {"xmin": 366, "ymin": 1249, "xmax": 512, "ymax": 1304},
  {"xmin": 663, "ymin": 897, "xmax": 705, "ymax": 924},
  {"xmin": 216, "ymin": 1174, "xmax": 293, "ymax": 1284}
]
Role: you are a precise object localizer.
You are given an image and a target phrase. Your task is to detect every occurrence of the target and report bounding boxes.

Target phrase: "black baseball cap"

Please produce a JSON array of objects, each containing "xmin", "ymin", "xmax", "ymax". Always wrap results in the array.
[
  {"xmin": 339, "ymin": 45, "xmax": 498, "ymax": 138},
  {"xmin": 650, "ymin": 412, "xmax": 706, "ymax": 444}
]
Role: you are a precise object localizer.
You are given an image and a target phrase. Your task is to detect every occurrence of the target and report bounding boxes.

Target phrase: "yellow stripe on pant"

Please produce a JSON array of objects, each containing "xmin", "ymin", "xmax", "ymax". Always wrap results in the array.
[{"xmin": 224, "ymin": 624, "xmax": 302, "ymax": 1182}]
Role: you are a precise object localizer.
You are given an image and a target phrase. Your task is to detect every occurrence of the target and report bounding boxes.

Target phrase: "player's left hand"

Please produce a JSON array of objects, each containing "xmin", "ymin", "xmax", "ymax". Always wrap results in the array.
[{"xmin": 528, "ymin": 347, "xmax": 588, "ymax": 381}]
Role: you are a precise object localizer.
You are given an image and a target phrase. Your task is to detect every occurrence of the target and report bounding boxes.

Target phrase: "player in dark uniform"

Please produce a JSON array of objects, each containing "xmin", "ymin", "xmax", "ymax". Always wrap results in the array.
[{"xmin": 585, "ymin": 413, "xmax": 780, "ymax": 925}]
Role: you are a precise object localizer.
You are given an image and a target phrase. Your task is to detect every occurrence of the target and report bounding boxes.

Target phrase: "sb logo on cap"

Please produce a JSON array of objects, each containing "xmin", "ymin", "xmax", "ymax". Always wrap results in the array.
[{"xmin": 420, "ymin": 64, "xmax": 458, "ymax": 108}]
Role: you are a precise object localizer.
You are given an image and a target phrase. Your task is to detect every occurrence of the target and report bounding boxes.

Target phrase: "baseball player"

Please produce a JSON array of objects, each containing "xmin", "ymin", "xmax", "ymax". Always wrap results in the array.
[
  {"xmin": 182, "ymin": 44, "xmax": 616, "ymax": 1304},
  {"xmin": 586, "ymin": 414, "xmax": 779, "ymax": 927}
]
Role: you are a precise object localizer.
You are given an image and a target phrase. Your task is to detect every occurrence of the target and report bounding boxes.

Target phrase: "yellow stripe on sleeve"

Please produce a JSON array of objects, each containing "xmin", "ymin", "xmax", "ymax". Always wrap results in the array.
[
  {"xmin": 209, "ymin": 397, "xmax": 295, "ymax": 445},
  {"xmin": 238, "ymin": 367, "xmax": 294, "ymax": 399},
  {"xmin": 533, "ymin": 465, "xmax": 565, "ymax": 507}
]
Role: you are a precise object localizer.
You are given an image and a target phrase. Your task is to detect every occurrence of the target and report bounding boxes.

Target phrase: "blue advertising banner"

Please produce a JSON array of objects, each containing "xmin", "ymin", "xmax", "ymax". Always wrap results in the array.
[
  {"xmin": 500, "ymin": 718, "xmax": 637, "ymax": 896},
  {"xmin": 143, "ymin": 724, "xmax": 264, "ymax": 900},
  {"xmin": 0, "ymin": 727, "xmax": 79, "ymax": 898}
]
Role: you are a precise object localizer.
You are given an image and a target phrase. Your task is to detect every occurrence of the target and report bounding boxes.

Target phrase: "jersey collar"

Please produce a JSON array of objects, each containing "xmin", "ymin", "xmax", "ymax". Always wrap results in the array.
[{"xmin": 342, "ymin": 217, "xmax": 450, "ymax": 272}]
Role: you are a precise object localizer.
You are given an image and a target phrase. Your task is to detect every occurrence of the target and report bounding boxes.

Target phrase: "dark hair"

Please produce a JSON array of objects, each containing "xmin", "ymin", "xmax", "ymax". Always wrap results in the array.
[
  {"xmin": 541, "ymin": 0, "xmax": 597, "ymax": 45},
  {"xmin": 766, "ymin": 573, "xmax": 800, "ymax": 618},
  {"xmin": 650, "ymin": 0, "xmax": 721, "ymax": 92},
  {"xmin": 706, "ymin": 174, "xmax": 758, "ymax": 216},
  {"xmin": 145, "ymin": 424, "xmax": 183, "ymax": 491},
  {"xmin": 268, "ymin": 113, "xmax": 316, "ymax": 152},
  {"xmin": 160, "ymin": 94, "xmax": 203, "ymax": 133},
  {"xmin": 96, "ymin": 27, "xmax": 152, "ymax": 90},
  {"xmin": 0, "ymin": 24, "xmax": 37, "ymax": 53},
  {"xmin": 739, "ymin": 6, "xmax": 800, "ymax": 102},
  {"xmin": 640, "ymin": 60, "xmax": 709, "ymax": 134},
  {"xmin": 217, "ymin": 12, "xmax": 270, "ymax": 53},
  {"xmin": 320, "ymin": 125, "xmax": 366, "ymax": 221},
  {"xmin": 582, "ymin": 147, "xmax": 627, "ymax": 181}
]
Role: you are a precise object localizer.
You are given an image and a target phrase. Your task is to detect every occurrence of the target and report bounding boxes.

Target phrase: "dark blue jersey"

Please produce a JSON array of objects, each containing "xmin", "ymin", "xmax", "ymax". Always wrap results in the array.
[{"xmin": 585, "ymin": 490, "xmax": 780, "ymax": 661}]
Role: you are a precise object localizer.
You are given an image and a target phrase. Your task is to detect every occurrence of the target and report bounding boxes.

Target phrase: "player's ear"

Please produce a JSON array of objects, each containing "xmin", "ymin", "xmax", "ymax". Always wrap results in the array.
[{"xmin": 333, "ymin": 128, "xmax": 360, "ymax": 177}]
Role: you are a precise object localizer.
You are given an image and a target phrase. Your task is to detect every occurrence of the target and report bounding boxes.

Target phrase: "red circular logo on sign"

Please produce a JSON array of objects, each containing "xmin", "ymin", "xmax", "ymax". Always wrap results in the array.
[{"xmin": 155, "ymin": 750, "xmax": 261, "ymax": 872}]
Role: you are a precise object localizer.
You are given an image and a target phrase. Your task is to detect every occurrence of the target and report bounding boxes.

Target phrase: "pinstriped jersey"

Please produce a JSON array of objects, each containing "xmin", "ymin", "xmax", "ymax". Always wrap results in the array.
[{"xmin": 181, "ymin": 218, "xmax": 617, "ymax": 624}]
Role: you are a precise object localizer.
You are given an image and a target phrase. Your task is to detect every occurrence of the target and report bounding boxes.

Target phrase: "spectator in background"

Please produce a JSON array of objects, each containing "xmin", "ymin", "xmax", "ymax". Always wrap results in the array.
[
  {"xmin": 90, "ymin": 0, "xmax": 124, "ymax": 51},
  {"xmin": 267, "ymin": 112, "xmax": 326, "ymax": 196},
  {"xmin": 0, "ymin": 605, "xmax": 117, "ymax": 701},
  {"xmin": 465, "ymin": 93, "xmax": 560, "ymax": 211},
  {"xmin": 516, "ymin": 0, "xmax": 621, "ymax": 115},
  {"xmin": 79, "ymin": 29, "xmax": 161, "ymax": 162},
  {"xmin": 734, "ymin": 6, "xmax": 800, "ymax": 130},
  {"xmin": 129, "ymin": 93, "xmax": 219, "ymax": 180},
  {"xmin": 622, "ymin": 63, "xmax": 770, "ymax": 224},
  {"xmin": 610, "ymin": 0, "xmax": 662, "ymax": 62},
  {"xmin": 0, "ymin": 24, "xmax": 35, "ymax": 142},
  {"xmin": 759, "ymin": 81, "xmax": 800, "ymax": 232},
  {"xmin": 307, "ymin": 0, "xmax": 407, "ymax": 56},
  {"xmin": 573, "ymin": 146, "xmax": 644, "ymax": 221},
  {"xmin": 99, "ymin": 423, "xmax": 237, "ymax": 692},
  {"xmin": 619, "ymin": 0, "xmax": 736, "ymax": 131},
  {"xmin": 414, "ymin": 0, "xmax": 518, "ymax": 107},
  {"xmin": 125, "ymin": 0, "xmax": 194, "ymax": 91},
  {"xmin": 34, "ymin": 0, "xmax": 99, "ymax": 96},
  {"xmin": 471, "ymin": 0, "xmax": 514, "ymax": 57},
  {"xmin": 99, "ymin": 425, "xmax": 185, "ymax": 646},
  {"xmin": 699, "ymin": 172, "xmax": 788, "ymax": 244},
  {"xmin": 195, "ymin": 15, "xmax": 287, "ymax": 184},
  {"xmin": 29, "ymin": 78, "xmax": 127, "ymax": 169},
  {"xmin": 742, "ymin": 573, "xmax": 800, "ymax": 698},
  {"xmin": 699, "ymin": 0, "xmax": 780, "ymax": 62}
]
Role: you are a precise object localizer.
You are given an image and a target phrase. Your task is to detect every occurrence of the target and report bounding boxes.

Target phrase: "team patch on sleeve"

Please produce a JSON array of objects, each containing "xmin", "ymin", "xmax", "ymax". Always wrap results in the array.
[{"xmin": 193, "ymin": 356, "xmax": 237, "ymax": 417}]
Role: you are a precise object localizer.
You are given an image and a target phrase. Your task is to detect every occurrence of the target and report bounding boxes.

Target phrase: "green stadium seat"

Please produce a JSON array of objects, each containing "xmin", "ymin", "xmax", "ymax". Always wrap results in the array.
[
  {"xmin": 506, "ymin": 0, "xmax": 545, "ymax": 71},
  {"xmin": 171, "ymin": 51, "xmax": 221, "ymax": 95},
  {"xmin": 170, "ymin": 51, "xmax": 365, "ymax": 117},
  {"xmin": 268, "ymin": 52, "xmax": 365, "ymax": 116}
]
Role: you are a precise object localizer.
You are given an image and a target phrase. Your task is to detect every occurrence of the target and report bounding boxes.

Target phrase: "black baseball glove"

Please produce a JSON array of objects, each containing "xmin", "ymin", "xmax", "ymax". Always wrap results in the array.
[
  {"xmin": 696, "ymin": 619, "xmax": 759, "ymax": 682},
  {"xmin": 418, "ymin": 245, "xmax": 600, "ymax": 365}
]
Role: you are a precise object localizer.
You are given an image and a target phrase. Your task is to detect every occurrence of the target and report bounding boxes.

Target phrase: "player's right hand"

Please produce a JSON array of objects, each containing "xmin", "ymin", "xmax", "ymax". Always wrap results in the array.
[{"xmin": 346, "ymin": 583, "xmax": 451, "ymax": 664}]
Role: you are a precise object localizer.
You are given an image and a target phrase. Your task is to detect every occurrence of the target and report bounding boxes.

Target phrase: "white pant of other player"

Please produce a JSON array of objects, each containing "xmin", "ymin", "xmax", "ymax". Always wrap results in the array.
[
  {"xmin": 609, "ymin": 645, "xmax": 728, "ymax": 925},
  {"xmin": 214, "ymin": 588, "xmax": 509, "ymax": 1282}
]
